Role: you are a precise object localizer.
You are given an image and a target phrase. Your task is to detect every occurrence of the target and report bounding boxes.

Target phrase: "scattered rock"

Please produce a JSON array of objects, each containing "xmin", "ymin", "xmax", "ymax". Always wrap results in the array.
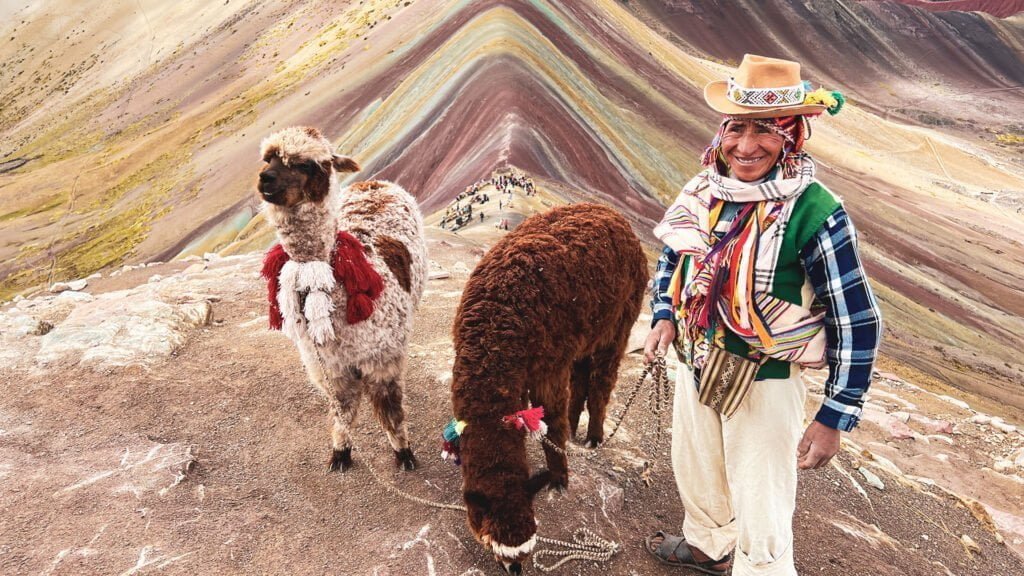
[
  {"xmin": 1013, "ymin": 448, "xmax": 1024, "ymax": 469},
  {"xmin": 428, "ymin": 270, "xmax": 450, "ymax": 280},
  {"xmin": 990, "ymin": 417, "xmax": 1016, "ymax": 434},
  {"xmin": 920, "ymin": 417, "xmax": 954, "ymax": 435},
  {"xmin": 858, "ymin": 467, "xmax": 885, "ymax": 490},
  {"xmin": 960, "ymin": 534, "xmax": 981, "ymax": 555},
  {"xmin": 36, "ymin": 296, "xmax": 214, "ymax": 368},
  {"xmin": 50, "ymin": 282, "xmax": 71, "ymax": 293},
  {"xmin": 971, "ymin": 414, "xmax": 992, "ymax": 425},
  {"xmin": 203, "ymin": 252, "xmax": 220, "ymax": 262},
  {"xmin": 148, "ymin": 274, "xmax": 164, "ymax": 283},
  {"xmin": 86, "ymin": 272, "xmax": 102, "ymax": 280},
  {"xmin": 451, "ymin": 261, "xmax": 470, "ymax": 275},
  {"xmin": 30, "ymin": 320, "xmax": 54, "ymax": 336},
  {"xmin": 993, "ymin": 460, "xmax": 1014, "ymax": 473},
  {"xmin": 938, "ymin": 395, "xmax": 971, "ymax": 411},
  {"xmin": 183, "ymin": 263, "xmax": 206, "ymax": 275},
  {"xmin": 56, "ymin": 291, "xmax": 94, "ymax": 303},
  {"xmin": 67, "ymin": 279, "xmax": 88, "ymax": 291},
  {"xmin": 891, "ymin": 411, "xmax": 911, "ymax": 423},
  {"xmin": 927, "ymin": 435, "xmax": 954, "ymax": 446},
  {"xmin": 888, "ymin": 419, "xmax": 916, "ymax": 440}
]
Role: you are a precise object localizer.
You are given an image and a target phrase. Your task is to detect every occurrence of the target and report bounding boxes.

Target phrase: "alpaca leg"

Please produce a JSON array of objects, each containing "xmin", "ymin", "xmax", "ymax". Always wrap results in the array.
[
  {"xmin": 530, "ymin": 369, "xmax": 570, "ymax": 491},
  {"xmin": 568, "ymin": 357, "xmax": 592, "ymax": 439},
  {"xmin": 326, "ymin": 382, "xmax": 363, "ymax": 473},
  {"xmin": 368, "ymin": 374, "xmax": 416, "ymax": 471},
  {"xmin": 585, "ymin": 343, "xmax": 627, "ymax": 448}
]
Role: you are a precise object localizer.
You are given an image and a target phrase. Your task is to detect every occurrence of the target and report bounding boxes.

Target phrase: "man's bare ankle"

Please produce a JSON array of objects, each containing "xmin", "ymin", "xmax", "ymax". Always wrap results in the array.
[
  {"xmin": 688, "ymin": 544, "xmax": 711, "ymax": 562},
  {"xmin": 688, "ymin": 544, "xmax": 730, "ymax": 567}
]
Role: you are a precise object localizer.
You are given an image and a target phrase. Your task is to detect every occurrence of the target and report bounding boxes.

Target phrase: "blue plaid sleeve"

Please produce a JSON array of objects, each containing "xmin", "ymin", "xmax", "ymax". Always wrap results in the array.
[
  {"xmin": 800, "ymin": 207, "xmax": 883, "ymax": 432},
  {"xmin": 651, "ymin": 245, "xmax": 680, "ymax": 327}
]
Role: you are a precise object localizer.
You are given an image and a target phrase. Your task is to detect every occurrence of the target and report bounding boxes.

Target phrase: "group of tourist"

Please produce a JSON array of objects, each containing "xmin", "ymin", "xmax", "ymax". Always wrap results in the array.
[
  {"xmin": 438, "ymin": 169, "xmax": 538, "ymax": 232},
  {"xmin": 492, "ymin": 171, "xmax": 535, "ymax": 196}
]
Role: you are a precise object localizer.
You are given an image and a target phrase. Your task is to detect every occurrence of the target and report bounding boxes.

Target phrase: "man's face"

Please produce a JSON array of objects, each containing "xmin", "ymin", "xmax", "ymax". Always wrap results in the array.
[{"xmin": 720, "ymin": 119, "xmax": 785, "ymax": 182}]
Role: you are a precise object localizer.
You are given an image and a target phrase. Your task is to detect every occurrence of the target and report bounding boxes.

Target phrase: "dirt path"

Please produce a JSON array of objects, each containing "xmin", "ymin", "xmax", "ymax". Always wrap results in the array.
[{"xmin": 0, "ymin": 222, "xmax": 1021, "ymax": 575}]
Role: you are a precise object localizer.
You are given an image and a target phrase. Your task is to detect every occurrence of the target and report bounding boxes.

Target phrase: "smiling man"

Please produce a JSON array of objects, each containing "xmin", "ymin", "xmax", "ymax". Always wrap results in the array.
[{"xmin": 642, "ymin": 55, "xmax": 883, "ymax": 576}]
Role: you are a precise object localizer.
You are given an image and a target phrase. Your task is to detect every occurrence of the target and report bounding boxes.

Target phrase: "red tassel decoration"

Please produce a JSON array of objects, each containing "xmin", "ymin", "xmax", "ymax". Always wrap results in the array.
[
  {"xmin": 503, "ymin": 405, "xmax": 546, "ymax": 432},
  {"xmin": 333, "ymin": 231, "xmax": 384, "ymax": 324},
  {"xmin": 261, "ymin": 244, "xmax": 290, "ymax": 330},
  {"xmin": 347, "ymin": 294, "xmax": 374, "ymax": 325}
]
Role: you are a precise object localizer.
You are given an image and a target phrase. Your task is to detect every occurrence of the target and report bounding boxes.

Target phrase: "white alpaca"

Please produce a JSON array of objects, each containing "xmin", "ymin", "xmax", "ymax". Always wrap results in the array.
[{"xmin": 258, "ymin": 126, "xmax": 426, "ymax": 471}]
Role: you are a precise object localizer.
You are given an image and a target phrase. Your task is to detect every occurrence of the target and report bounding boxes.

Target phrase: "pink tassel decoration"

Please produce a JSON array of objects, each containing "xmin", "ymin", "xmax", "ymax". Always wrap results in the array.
[{"xmin": 503, "ymin": 405, "xmax": 548, "ymax": 441}]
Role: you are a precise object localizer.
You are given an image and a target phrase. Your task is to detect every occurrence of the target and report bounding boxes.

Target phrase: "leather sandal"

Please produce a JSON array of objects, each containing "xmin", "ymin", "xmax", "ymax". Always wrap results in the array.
[{"xmin": 645, "ymin": 531, "xmax": 732, "ymax": 575}]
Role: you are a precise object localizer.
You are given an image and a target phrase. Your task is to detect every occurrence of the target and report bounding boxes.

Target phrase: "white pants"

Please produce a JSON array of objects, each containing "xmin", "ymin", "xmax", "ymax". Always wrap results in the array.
[{"xmin": 670, "ymin": 363, "xmax": 806, "ymax": 576}]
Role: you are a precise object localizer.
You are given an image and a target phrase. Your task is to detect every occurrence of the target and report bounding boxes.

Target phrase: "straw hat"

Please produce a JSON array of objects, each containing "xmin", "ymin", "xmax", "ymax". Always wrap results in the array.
[{"xmin": 704, "ymin": 54, "xmax": 832, "ymax": 119}]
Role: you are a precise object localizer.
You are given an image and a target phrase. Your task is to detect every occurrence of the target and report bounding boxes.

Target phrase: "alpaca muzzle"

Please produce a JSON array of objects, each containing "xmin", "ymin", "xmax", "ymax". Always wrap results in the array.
[
  {"xmin": 258, "ymin": 171, "xmax": 284, "ymax": 203},
  {"xmin": 499, "ymin": 559, "xmax": 523, "ymax": 574}
]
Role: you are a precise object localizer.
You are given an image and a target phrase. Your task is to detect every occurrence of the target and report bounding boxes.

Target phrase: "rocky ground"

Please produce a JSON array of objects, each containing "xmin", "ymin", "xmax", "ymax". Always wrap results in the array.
[{"xmin": 1, "ymin": 191, "xmax": 1022, "ymax": 575}]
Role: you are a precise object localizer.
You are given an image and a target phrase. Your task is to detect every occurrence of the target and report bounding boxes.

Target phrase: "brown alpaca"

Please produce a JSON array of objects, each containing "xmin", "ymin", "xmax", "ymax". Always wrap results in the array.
[
  {"xmin": 257, "ymin": 127, "xmax": 427, "ymax": 473},
  {"xmin": 450, "ymin": 203, "xmax": 647, "ymax": 573}
]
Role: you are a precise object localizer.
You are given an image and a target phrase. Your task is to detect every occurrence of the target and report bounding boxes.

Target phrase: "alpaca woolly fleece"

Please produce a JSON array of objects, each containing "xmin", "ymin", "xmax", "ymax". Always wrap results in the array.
[{"xmin": 260, "ymin": 126, "xmax": 334, "ymax": 166}]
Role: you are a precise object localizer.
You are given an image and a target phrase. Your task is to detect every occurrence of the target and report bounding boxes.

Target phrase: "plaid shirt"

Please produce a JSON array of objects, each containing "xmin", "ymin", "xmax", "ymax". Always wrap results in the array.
[{"xmin": 651, "ymin": 205, "xmax": 882, "ymax": 431}]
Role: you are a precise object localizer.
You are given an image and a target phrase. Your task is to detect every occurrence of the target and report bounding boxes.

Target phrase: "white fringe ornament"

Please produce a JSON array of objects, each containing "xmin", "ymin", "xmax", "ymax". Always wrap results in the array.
[{"xmin": 277, "ymin": 260, "xmax": 337, "ymax": 345}]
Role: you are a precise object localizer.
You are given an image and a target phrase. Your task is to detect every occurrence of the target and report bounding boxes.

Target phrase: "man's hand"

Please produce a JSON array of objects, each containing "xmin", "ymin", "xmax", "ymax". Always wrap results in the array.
[
  {"xmin": 797, "ymin": 421, "xmax": 840, "ymax": 470},
  {"xmin": 643, "ymin": 319, "xmax": 676, "ymax": 364}
]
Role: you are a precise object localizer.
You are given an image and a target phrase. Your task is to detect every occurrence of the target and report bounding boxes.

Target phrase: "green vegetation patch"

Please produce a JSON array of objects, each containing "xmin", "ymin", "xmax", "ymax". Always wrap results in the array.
[
  {"xmin": 0, "ymin": 133, "xmax": 196, "ymax": 299},
  {"xmin": 0, "ymin": 194, "xmax": 66, "ymax": 223}
]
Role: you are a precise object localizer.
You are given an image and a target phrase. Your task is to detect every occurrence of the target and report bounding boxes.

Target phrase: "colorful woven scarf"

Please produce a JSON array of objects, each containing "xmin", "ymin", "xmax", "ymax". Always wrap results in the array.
[{"xmin": 653, "ymin": 154, "xmax": 826, "ymax": 370}]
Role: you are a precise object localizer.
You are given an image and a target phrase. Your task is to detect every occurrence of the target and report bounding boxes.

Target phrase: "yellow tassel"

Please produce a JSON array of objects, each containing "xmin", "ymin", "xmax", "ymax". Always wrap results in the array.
[
  {"xmin": 751, "ymin": 308, "xmax": 777, "ymax": 349},
  {"xmin": 803, "ymin": 88, "xmax": 837, "ymax": 109},
  {"xmin": 669, "ymin": 263, "xmax": 684, "ymax": 308}
]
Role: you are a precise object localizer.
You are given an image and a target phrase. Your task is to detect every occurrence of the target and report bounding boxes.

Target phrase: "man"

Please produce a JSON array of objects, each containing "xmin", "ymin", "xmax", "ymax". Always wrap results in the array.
[{"xmin": 643, "ymin": 55, "xmax": 882, "ymax": 575}]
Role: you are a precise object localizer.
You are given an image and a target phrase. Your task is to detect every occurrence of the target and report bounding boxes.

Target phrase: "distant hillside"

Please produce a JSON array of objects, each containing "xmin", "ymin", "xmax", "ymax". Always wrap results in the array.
[
  {"xmin": 1, "ymin": 0, "xmax": 1023, "ymax": 417},
  {"xmin": 886, "ymin": 0, "xmax": 1024, "ymax": 18}
]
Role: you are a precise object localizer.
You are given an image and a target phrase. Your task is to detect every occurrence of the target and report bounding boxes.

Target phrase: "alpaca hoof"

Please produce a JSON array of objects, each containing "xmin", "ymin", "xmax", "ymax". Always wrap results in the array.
[
  {"xmin": 546, "ymin": 484, "xmax": 568, "ymax": 502},
  {"xmin": 584, "ymin": 437, "xmax": 603, "ymax": 449},
  {"xmin": 395, "ymin": 448, "xmax": 417, "ymax": 471},
  {"xmin": 549, "ymin": 474, "xmax": 569, "ymax": 493},
  {"xmin": 327, "ymin": 448, "xmax": 353, "ymax": 473}
]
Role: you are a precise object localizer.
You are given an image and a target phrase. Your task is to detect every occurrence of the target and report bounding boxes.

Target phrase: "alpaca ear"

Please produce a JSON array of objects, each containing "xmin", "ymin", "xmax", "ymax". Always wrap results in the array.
[
  {"xmin": 464, "ymin": 491, "xmax": 490, "ymax": 511},
  {"xmin": 525, "ymin": 469, "xmax": 552, "ymax": 497},
  {"xmin": 332, "ymin": 154, "xmax": 360, "ymax": 173}
]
